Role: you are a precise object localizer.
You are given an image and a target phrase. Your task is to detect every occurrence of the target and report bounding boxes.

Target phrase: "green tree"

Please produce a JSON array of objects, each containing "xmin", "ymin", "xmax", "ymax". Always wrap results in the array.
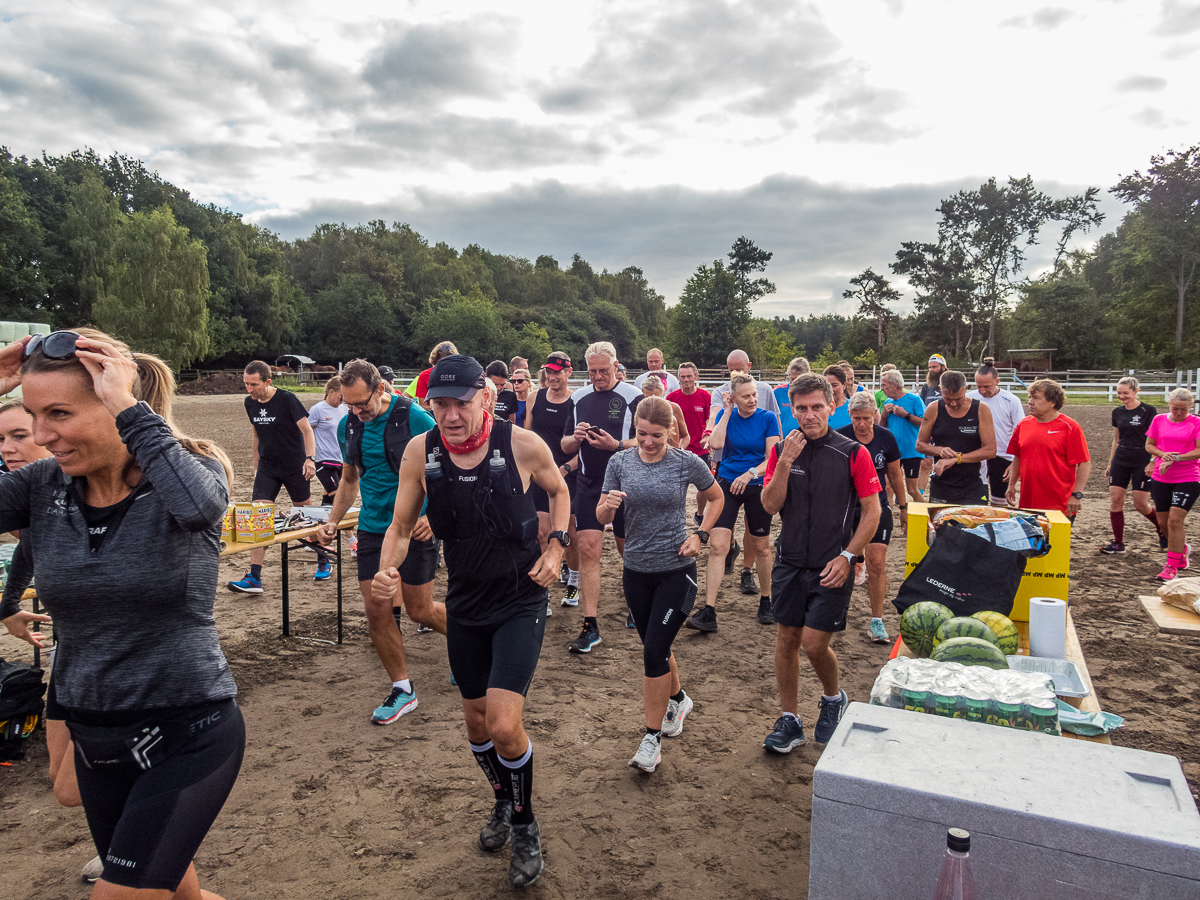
[
  {"xmin": 728, "ymin": 236, "xmax": 776, "ymax": 305},
  {"xmin": 410, "ymin": 288, "xmax": 520, "ymax": 365},
  {"xmin": 936, "ymin": 176, "xmax": 1104, "ymax": 357},
  {"xmin": 304, "ymin": 273, "xmax": 405, "ymax": 364},
  {"xmin": 1111, "ymin": 145, "xmax": 1200, "ymax": 350},
  {"xmin": 843, "ymin": 268, "xmax": 900, "ymax": 348},
  {"xmin": 93, "ymin": 205, "xmax": 211, "ymax": 369},
  {"xmin": 63, "ymin": 172, "xmax": 121, "ymax": 324},
  {"xmin": 740, "ymin": 319, "xmax": 799, "ymax": 369},
  {"xmin": 891, "ymin": 241, "xmax": 978, "ymax": 357},
  {"xmin": 1010, "ymin": 253, "xmax": 1115, "ymax": 369},
  {"xmin": 667, "ymin": 261, "xmax": 748, "ymax": 367},
  {"xmin": 0, "ymin": 169, "xmax": 47, "ymax": 320}
]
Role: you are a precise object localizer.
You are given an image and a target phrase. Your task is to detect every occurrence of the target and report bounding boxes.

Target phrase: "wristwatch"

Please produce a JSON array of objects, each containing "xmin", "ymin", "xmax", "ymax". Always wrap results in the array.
[
  {"xmin": 1071, "ymin": 491, "xmax": 1083, "ymax": 500},
  {"xmin": 840, "ymin": 549, "xmax": 856, "ymax": 564},
  {"xmin": 695, "ymin": 529, "xmax": 710, "ymax": 545},
  {"xmin": 549, "ymin": 530, "xmax": 571, "ymax": 548}
]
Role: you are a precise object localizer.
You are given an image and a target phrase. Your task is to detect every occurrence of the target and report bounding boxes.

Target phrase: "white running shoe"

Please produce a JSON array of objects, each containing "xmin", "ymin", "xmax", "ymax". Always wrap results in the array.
[
  {"xmin": 82, "ymin": 855, "xmax": 103, "ymax": 883},
  {"xmin": 629, "ymin": 733, "xmax": 661, "ymax": 772},
  {"xmin": 661, "ymin": 691, "xmax": 694, "ymax": 737}
]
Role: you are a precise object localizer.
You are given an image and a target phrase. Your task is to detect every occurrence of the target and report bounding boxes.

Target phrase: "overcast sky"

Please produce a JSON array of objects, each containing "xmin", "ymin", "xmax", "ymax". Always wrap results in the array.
[{"xmin": 2, "ymin": 0, "xmax": 1197, "ymax": 318}]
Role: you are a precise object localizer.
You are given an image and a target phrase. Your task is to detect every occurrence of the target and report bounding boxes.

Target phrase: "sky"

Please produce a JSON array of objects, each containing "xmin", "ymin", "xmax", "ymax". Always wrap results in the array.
[{"xmin": 1, "ymin": 0, "xmax": 1197, "ymax": 320}]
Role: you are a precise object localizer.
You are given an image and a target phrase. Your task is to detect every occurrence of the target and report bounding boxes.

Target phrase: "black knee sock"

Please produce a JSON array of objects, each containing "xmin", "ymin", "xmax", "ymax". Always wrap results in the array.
[
  {"xmin": 499, "ymin": 741, "xmax": 534, "ymax": 824},
  {"xmin": 470, "ymin": 740, "xmax": 511, "ymax": 802},
  {"xmin": 317, "ymin": 548, "xmax": 329, "ymax": 565}
]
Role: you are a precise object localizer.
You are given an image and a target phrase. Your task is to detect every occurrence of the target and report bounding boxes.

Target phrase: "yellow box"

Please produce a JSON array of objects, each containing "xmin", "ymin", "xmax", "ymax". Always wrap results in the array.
[
  {"xmin": 234, "ymin": 502, "xmax": 255, "ymax": 543},
  {"xmin": 251, "ymin": 501, "xmax": 275, "ymax": 542},
  {"xmin": 221, "ymin": 504, "xmax": 234, "ymax": 541},
  {"xmin": 903, "ymin": 503, "xmax": 1071, "ymax": 622}
]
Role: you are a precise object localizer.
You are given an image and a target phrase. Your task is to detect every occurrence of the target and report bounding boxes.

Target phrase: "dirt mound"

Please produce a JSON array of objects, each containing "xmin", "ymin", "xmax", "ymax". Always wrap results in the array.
[{"xmin": 177, "ymin": 372, "xmax": 245, "ymax": 395}]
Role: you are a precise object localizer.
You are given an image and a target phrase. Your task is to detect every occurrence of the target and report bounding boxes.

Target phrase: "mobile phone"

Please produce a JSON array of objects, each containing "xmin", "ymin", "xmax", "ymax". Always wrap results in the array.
[{"xmin": 587, "ymin": 426, "xmax": 604, "ymax": 436}]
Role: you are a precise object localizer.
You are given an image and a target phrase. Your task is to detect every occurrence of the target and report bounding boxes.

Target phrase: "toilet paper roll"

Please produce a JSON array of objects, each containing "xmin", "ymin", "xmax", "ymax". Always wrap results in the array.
[{"xmin": 1028, "ymin": 596, "xmax": 1068, "ymax": 659}]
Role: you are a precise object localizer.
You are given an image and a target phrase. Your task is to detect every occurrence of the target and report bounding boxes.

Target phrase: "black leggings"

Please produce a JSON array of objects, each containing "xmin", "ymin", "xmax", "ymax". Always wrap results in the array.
[
  {"xmin": 69, "ymin": 699, "xmax": 245, "ymax": 891},
  {"xmin": 623, "ymin": 563, "xmax": 698, "ymax": 678}
]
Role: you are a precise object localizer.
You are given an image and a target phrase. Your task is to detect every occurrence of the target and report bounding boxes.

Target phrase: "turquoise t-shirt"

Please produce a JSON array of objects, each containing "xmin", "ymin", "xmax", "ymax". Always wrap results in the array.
[{"xmin": 338, "ymin": 396, "xmax": 435, "ymax": 534}]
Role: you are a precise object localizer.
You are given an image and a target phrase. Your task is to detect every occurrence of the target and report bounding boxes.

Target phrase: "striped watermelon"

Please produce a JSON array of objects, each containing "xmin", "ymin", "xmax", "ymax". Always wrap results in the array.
[
  {"xmin": 971, "ymin": 611, "xmax": 1019, "ymax": 656},
  {"xmin": 933, "ymin": 616, "xmax": 999, "ymax": 651},
  {"xmin": 900, "ymin": 602, "xmax": 954, "ymax": 658},
  {"xmin": 931, "ymin": 636, "xmax": 1009, "ymax": 670}
]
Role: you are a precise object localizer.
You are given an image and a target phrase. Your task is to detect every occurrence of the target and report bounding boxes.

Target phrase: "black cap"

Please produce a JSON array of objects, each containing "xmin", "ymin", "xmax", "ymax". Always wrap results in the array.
[
  {"xmin": 947, "ymin": 828, "xmax": 970, "ymax": 853},
  {"xmin": 378, "ymin": 365, "xmax": 395, "ymax": 383},
  {"xmin": 427, "ymin": 355, "xmax": 486, "ymax": 401}
]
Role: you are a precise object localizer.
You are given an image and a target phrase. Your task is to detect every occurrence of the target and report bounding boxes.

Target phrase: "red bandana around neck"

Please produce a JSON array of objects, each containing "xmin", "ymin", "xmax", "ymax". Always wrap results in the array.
[{"xmin": 443, "ymin": 409, "xmax": 493, "ymax": 455}]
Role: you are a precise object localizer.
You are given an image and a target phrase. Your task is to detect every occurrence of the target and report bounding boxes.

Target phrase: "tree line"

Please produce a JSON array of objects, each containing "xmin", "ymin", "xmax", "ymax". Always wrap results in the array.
[{"xmin": 2, "ymin": 144, "xmax": 1197, "ymax": 373}]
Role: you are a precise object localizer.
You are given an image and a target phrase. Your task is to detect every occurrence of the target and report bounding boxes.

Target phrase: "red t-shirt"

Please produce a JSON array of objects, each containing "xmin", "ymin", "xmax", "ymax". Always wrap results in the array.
[
  {"xmin": 415, "ymin": 368, "xmax": 432, "ymax": 399},
  {"xmin": 667, "ymin": 387, "xmax": 712, "ymax": 456},
  {"xmin": 1006, "ymin": 414, "xmax": 1090, "ymax": 513},
  {"xmin": 764, "ymin": 438, "xmax": 881, "ymax": 497}
]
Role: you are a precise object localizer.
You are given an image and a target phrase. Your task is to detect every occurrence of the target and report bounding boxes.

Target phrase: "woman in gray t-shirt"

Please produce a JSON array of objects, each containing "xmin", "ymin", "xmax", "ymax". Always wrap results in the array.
[{"xmin": 599, "ymin": 397, "xmax": 723, "ymax": 773}]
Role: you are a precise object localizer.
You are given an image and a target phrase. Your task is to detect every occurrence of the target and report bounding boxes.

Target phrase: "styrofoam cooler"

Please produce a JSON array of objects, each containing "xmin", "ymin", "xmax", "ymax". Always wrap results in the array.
[{"xmin": 810, "ymin": 703, "xmax": 1200, "ymax": 899}]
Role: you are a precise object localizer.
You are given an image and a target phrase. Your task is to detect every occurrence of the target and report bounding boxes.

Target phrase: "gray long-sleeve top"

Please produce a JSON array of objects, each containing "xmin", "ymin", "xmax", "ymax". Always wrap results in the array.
[{"xmin": 0, "ymin": 401, "xmax": 236, "ymax": 712}]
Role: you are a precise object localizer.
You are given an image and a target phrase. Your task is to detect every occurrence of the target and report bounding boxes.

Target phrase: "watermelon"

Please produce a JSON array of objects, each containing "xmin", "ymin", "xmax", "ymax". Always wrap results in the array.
[
  {"xmin": 971, "ymin": 611, "xmax": 1019, "ymax": 656},
  {"xmin": 900, "ymin": 602, "xmax": 954, "ymax": 657},
  {"xmin": 933, "ymin": 616, "xmax": 999, "ymax": 651},
  {"xmin": 931, "ymin": 636, "xmax": 1009, "ymax": 670}
]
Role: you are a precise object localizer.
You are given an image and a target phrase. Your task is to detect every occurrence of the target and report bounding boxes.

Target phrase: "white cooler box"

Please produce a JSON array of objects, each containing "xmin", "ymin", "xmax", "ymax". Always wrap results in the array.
[{"xmin": 810, "ymin": 703, "xmax": 1200, "ymax": 900}]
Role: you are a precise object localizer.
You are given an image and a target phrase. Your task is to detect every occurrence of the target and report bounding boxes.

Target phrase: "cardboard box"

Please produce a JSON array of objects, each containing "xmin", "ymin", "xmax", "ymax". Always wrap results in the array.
[
  {"xmin": 904, "ymin": 503, "xmax": 1071, "ymax": 621},
  {"xmin": 233, "ymin": 502, "xmax": 255, "ymax": 543},
  {"xmin": 251, "ymin": 501, "xmax": 274, "ymax": 542},
  {"xmin": 810, "ymin": 703, "xmax": 1200, "ymax": 900},
  {"xmin": 221, "ymin": 504, "xmax": 234, "ymax": 541}
]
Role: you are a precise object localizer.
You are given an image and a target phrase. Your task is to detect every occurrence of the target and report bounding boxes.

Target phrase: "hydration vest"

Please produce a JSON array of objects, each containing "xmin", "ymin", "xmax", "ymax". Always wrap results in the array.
[
  {"xmin": 344, "ymin": 393, "xmax": 415, "ymax": 475},
  {"xmin": 423, "ymin": 419, "xmax": 539, "ymax": 545}
]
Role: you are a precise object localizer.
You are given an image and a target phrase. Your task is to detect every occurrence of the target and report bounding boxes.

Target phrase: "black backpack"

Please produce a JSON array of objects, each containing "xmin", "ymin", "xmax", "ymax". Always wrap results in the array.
[{"xmin": 0, "ymin": 658, "xmax": 46, "ymax": 761}]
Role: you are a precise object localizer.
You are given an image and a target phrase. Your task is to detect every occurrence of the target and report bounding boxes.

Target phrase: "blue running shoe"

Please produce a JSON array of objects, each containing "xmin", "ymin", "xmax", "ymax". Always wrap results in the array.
[
  {"xmin": 228, "ymin": 573, "xmax": 263, "ymax": 594},
  {"xmin": 814, "ymin": 689, "xmax": 848, "ymax": 744},
  {"xmin": 372, "ymin": 685, "xmax": 418, "ymax": 724},
  {"xmin": 313, "ymin": 562, "xmax": 332, "ymax": 581},
  {"xmin": 763, "ymin": 714, "xmax": 805, "ymax": 753}
]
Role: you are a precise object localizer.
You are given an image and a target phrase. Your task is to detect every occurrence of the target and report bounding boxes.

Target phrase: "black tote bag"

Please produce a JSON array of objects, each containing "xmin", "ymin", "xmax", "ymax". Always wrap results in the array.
[{"xmin": 892, "ymin": 524, "xmax": 1024, "ymax": 618}]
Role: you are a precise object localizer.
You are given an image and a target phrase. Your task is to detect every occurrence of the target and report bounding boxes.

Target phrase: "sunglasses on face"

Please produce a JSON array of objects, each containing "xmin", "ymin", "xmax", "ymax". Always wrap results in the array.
[
  {"xmin": 22, "ymin": 331, "xmax": 82, "ymax": 363},
  {"xmin": 511, "ymin": 378, "xmax": 529, "ymax": 384}
]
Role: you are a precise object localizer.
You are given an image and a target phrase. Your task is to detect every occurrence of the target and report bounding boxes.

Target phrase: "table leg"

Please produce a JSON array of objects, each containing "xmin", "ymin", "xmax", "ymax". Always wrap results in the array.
[
  {"xmin": 281, "ymin": 540, "xmax": 290, "ymax": 637},
  {"xmin": 336, "ymin": 528, "xmax": 343, "ymax": 645}
]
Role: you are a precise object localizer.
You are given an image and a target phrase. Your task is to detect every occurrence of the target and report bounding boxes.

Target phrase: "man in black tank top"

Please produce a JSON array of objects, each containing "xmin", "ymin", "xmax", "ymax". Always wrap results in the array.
[
  {"xmin": 916, "ymin": 370, "xmax": 996, "ymax": 505},
  {"xmin": 372, "ymin": 355, "xmax": 569, "ymax": 889}
]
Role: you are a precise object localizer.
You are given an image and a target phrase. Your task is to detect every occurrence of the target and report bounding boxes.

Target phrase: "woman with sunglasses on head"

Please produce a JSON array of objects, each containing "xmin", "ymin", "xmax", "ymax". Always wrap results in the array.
[
  {"xmin": 0, "ymin": 328, "xmax": 242, "ymax": 900},
  {"xmin": 598, "ymin": 397, "xmax": 723, "ymax": 772}
]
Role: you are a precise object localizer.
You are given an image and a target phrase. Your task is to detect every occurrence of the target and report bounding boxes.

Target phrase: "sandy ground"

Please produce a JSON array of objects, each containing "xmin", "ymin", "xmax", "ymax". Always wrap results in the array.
[{"xmin": 2, "ymin": 396, "xmax": 1198, "ymax": 899}]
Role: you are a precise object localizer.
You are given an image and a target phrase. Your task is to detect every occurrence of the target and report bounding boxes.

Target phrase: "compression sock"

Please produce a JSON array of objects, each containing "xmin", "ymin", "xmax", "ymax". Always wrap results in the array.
[
  {"xmin": 568, "ymin": 568, "xmax": 579, "ymax": 587},
  {"xmin": 1111, "ymin": 511, "xmax": 1125, "ymax": 543},
  {"xmin": 392, "ymin": 679, "xmax": 412, "ymax": 694},
  {"xmin": 1143, "ymin": 511, "xmax": 1163, "ymax": 535},
  {"xmin": 670, "ymin": 689, "xmax": 686, "ymax": 703},
  {"xmin": 250, "ymin": 564, "xmax": 263, "ymax": 580},
  {"xmin": 470, "ymin": 740, "xmax": 511, "ymax": 802},
  {"xmin": 499, "ymin": 741, "xmax": 534, "ymax": 824}
]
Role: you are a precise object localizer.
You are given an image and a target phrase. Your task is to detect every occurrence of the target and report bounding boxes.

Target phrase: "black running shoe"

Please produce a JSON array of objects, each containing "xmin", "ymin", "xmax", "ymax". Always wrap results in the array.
[
  {"xmin": 685, "ymin": 605, "xmax": 718, "ymax": 633},
  {"xmin": 813, "ymin": 689, "xmax": 848, "ymax": 743},
  {"xmin": 1099, "ymin": 541, "xmax": 1125, "ymax": 555},
  {"xmin": 479, "ymin": 800, "xmax": 513, "ymax": 852},
  {"xmin": 757, "ymin": 597, "xmax": 774, "ymax": 625},
  {"xmin": 763, "ymin": 714, "xmax": 805, "ymax": 753},
  {"xmin": 1160, "ymin": 532, "xmax": 1170, "ymax": 550},
  {"xmin": 568, "ymin": 623, "xmax": 602, "ymax": 653},
  {"xmin": 509, "ymin": 820, "xmax": 545, "ymax": 888},
  {"xmin": 725, "ymin": 539, "xmax": 740, "ymax": 575},
  {"xmin": 740, "ymin": 568, "xmax": 758, "ymax": 595}
]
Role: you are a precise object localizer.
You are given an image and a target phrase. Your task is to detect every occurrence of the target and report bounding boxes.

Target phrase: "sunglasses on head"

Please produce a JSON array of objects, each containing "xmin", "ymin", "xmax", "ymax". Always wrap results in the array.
[{"xmin": 22, "ymin": 331, "xmax": 82, "ymax": 363}]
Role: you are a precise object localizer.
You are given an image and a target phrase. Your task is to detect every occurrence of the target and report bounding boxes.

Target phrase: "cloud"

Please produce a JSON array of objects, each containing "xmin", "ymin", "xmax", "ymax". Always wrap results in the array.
[
  {"xmin": 1131, "ymin": 106, "xmax": 1168, "ymax": 127},
  {"xmin": 815, "ymin": 82, "xmax": 920, "ymax": 144},
  {"xmin": 1114, "ymin": 74, "xmax": 1168, "ymax": 91},
  {"xmin": 1152, "ymin": 1, "xmax": 1200, "ymax": 36},
  {"xmin": 1161, "ymin": 41, "xmax": 1199, "ymax": 58},
  {"xmin": 1001, "ymin": 8, "xmax": 1074, "ymax": 29}
]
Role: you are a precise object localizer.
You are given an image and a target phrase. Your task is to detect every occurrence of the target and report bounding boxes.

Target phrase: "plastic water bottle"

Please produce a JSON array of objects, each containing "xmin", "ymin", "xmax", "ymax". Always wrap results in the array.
[{"xmin": 931, "ymin": 828, "xmax": 976, "ymax": 900}]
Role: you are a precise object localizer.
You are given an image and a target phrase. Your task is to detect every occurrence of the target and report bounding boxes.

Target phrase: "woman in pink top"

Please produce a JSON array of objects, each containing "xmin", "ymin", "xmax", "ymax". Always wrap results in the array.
[{"xmin": 1145, "ymin": 388, "xmax": 1200, "ymax": 581}]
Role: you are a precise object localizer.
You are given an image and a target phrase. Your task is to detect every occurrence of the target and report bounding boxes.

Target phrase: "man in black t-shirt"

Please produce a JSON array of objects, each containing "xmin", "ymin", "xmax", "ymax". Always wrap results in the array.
[{"xmin": 228, "ymin": 360, "xmax": 318, "ymax": 594}]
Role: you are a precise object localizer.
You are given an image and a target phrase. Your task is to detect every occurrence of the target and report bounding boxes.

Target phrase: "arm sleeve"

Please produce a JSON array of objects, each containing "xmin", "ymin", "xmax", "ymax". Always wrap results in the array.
[
  {"xmin": 764, "ymin": 444, "xmax": 780, "ymax": 486},
  {"xmin": 850, "ymin": 446, "xmax": 882, "ymax": 498},
  {"xmin": 116, "ymin": 402, "xmax": 229, "ymax": 532}
]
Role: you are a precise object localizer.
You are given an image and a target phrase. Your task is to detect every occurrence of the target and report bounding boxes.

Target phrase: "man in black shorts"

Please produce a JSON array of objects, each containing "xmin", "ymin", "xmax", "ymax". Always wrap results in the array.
[
  {"xmin": 561, "ymin": 340, "xmax": 642, "ymax": 654},
  {"xmin": 916, "ymin": 370, "xmax": 996, "ymax": 505},
  {"xmin": 229, "ymin": 360, "xmax": 319, "ymax": 594},
  {"xmin": 373, "ymin": 354, "xmax": 568, "ymax": 888},
  {"xmin": 315, "ymin": 359, "xmax": 447, "ymax": 724},
  {"xmin": 761, "ymin": 374, "xmax": 880, "ymax": 751}
]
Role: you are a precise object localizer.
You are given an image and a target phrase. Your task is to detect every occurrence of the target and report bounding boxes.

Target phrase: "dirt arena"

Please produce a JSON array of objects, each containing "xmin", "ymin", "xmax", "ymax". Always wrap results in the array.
[{"xmin": 2, "ymin": 395, "xmax": 1199, "ymax": 899}]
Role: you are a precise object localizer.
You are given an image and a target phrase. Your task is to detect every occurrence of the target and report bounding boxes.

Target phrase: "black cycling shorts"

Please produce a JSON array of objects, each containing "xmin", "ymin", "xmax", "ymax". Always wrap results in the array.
[
  {"xmin": 69, "ymin": 699, "xmax": 245, "ymax": 892},
  {"xmin": 1151, "ymin": 480, "xmax": 1200, "ymax": 513},
  {"xmin": 574, "ymin": 489, "xmax": 625, "ymax": 537},
  {"xmin": 355, "ymin": 530, "xmax": 437, "ymax": 586},
  {"xmin": 869, "ymin": 504, "xmax": 894, "ymax": 546},
  {"xmin": 252, "ymin": 468, "xmax": 311, "ymax": 505},
  {"xmin": 624, "ymin": 563, "xmax": 698, "ymax": 678},
  {"xmin": 770, "ymin": 561, "xmax": 853, "ymax": 632},
  {"xmin": 929, "ymin": 477, "xmax": 989, "ymax": 506},
  {"xmin": 531, "ymin": 470, "xmax": 576, "ymax": 515},
  {"xmin": 714, "ymin": 479, "xmax": 772, "ymax": 537},
  {"xmin": 1110, "ymin": 462, "xmax": 1152, "ymax": 493},
  {"xmin": 901, "ymin": 457, "xmax": 923, "ymax": 480},
  {"xmin": 447, "ymin": 609, "xmax": 546, "ymax": 701},
  {"xmin": 315, "ymin": 461, "xmax": 343, "ymax": 503}
]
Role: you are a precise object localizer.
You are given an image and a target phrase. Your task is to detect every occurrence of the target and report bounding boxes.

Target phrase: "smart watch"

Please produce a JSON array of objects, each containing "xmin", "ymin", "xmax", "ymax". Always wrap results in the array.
[
  {"xmin": 1071, "ymin": 491, "xmax": 1083, "ymax": 500},
  {"xmin": 840, "ymin": 549, "xmax": 856, "ymax": 564},
  {"xmin": 549, "ymin": 530, "xmax": 571, "ymax": 548},
  {"xmin": 695, "ymin": 529, "xmax": 710, "ymax": 545}
]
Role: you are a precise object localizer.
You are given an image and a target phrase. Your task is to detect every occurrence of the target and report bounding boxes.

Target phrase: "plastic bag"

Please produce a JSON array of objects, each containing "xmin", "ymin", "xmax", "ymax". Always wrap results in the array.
[
  {"xmin": 1055, "ymin": 699, "xmax": 1124, "ymax": 736},
  {"xmin": 1157, "ymin": 577, "xmax": 1200, "ymax": 616}
]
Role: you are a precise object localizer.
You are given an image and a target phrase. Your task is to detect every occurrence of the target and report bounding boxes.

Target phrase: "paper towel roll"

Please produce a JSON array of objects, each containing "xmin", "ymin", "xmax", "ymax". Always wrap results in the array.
[{"xmin": 1028, "ymin": 596, "xmax": 1067, "ymax": 659}]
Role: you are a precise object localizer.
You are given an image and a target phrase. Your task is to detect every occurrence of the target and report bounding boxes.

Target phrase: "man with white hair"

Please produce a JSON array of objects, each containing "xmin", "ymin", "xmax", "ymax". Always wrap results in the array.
[
  {"xmin": 878, "ymin": 369, "xmax": 926, "ymax": 503},
  {"xmin": 634, "ymin": 348, "xmax": 681, "ymax": 393},
  {"xmin": 705, "ymin": 349, "xmax": 781, "ymax": 593},
  {"xmin": 561, "ymin": 341, "xmax": 643, "ymax": 653}
]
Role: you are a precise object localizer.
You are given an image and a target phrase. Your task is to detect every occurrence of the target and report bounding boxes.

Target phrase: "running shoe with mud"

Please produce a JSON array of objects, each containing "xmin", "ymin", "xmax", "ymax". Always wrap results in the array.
[
  {"xmin": 478, "ymin": 800, "xmax": 513, "ymax": 852},
  {"xmin": 508, "ymin": 821, "xmax": 545, "ymax": 888},
  {"xmin": 685, "ymin": 605, "xmax": 717, "ymax": 633},
  {"xmin": 756, "ymin": 597, "xmax": 774, "ymax": 625}
]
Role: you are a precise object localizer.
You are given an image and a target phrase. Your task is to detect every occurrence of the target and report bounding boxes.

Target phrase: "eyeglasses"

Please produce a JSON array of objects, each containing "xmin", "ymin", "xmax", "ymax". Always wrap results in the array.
[
  {"xmin": 22, "ymin": 331, "xmax": 81, "ymax": 363},
  {"xmin": 511, "ymin": 378, "xmax": 529, "ymax": 384}
]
